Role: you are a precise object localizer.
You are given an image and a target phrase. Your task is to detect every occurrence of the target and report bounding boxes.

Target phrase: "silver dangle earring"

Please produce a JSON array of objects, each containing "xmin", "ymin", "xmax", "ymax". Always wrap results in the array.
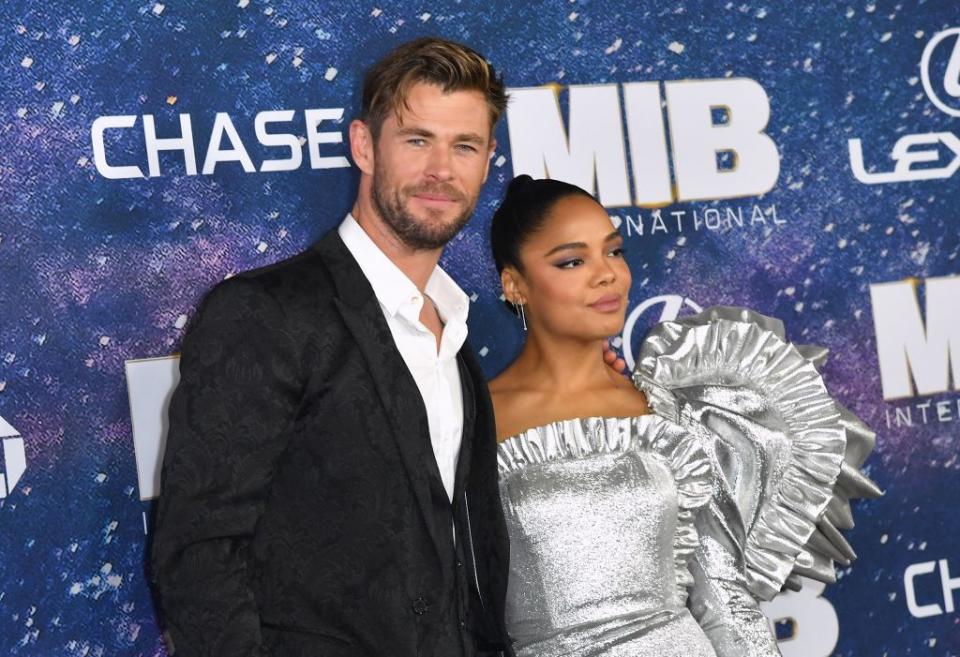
[{"xmin": 511, "ymin": 301, "xmax": 528, "ymax": 331}]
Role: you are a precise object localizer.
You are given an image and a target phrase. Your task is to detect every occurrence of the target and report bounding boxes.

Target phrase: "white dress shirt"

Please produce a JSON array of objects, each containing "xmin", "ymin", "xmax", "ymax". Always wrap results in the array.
[{"xmin": 338, "ymin": 214, "xmax": 468, "ymax": 502}]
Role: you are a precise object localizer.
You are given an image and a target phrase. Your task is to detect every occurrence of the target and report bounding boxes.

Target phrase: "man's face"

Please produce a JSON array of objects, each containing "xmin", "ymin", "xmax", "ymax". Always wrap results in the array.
[{"xmin": 370, "ymin": 82, "xmax": 494, "ymax": 250}]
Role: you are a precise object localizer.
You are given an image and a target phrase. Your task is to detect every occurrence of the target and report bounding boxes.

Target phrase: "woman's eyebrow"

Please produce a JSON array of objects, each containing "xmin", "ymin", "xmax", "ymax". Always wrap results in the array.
[
  {"xmin": 544, "ymin": 241, "xmax": 588, "ymax": 257},
  {"xmin": 545, "ymin": 230, "xmax": 622, "ymax": 257}
]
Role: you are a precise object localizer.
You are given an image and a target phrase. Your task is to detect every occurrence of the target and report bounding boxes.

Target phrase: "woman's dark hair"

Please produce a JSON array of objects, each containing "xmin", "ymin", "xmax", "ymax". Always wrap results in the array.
[{"xmin": 490, "ymin": 175, "xmax": 596, "ymax": 275}]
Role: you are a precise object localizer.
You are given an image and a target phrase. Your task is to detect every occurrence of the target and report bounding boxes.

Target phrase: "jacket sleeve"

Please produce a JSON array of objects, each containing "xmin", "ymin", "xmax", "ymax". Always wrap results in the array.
[{"xmin": 149, "ymin": 277, "xmax": 302, "ymax": 657}]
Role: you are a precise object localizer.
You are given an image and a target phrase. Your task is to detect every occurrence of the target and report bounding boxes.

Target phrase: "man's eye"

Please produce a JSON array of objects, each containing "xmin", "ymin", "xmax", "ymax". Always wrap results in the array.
[
  {"xmin": 456, "ymin": 144, "xmax": 478, "ymax": 153},
  {"xmin": 408, "ymin": 138, "xmax": 426, "ymax": 146},
  {"xmin": 556, "ymin": 258, "xmax": 583, "ymax": 269}
]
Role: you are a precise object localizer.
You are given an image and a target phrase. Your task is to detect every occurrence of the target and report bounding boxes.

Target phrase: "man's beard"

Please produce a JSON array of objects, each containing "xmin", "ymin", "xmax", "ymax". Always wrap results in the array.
[{"xmin": 371, "ymin": 161, "xmax": 476, "ymax": 251}]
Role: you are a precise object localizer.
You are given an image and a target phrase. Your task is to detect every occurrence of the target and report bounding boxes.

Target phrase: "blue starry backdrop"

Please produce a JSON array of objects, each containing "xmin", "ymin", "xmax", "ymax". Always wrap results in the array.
[{"xmin": 1, "ymin": 1, "xmax": 958, "ymax": 655}]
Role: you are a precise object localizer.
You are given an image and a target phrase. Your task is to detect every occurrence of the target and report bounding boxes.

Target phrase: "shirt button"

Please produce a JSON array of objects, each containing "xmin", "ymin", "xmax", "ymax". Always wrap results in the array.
[
  {"xmin": 412, "ymin": 596, "xmax": 429, "ymax": 615},
  {"xmin": 456, "ymin": 560, "xmax": 463, "ymax": 568}
]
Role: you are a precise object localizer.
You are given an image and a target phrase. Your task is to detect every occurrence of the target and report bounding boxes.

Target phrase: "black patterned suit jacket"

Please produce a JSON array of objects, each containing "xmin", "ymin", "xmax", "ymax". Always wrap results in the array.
[{"xmin": 150, "ymin": 230, "xmax": 512, "ymax": 657}]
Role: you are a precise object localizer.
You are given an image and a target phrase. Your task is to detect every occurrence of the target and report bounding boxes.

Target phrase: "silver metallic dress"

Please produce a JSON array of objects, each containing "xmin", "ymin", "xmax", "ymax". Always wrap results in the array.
[{"xmin": 497, "ymin": 307, "xmax": 881, "ymax": 657}]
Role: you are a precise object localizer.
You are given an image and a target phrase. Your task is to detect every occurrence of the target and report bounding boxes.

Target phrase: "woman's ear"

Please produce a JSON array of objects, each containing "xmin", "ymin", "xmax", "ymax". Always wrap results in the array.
[{"xmin": 501, "ymin": 267, "xmax": 526, "ymax": 305}]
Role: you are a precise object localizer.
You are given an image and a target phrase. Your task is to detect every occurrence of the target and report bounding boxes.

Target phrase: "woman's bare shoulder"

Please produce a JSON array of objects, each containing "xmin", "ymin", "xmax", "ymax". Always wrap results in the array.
[{"xmin": 488, "ymin": 370, "xmax": 542, "ymax": 443}]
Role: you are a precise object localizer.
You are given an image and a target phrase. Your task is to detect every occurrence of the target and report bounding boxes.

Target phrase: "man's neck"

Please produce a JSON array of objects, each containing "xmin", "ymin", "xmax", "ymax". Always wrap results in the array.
[{"xmin": 350, "ymin": 202, "xmax": 443, "ymax": 292}]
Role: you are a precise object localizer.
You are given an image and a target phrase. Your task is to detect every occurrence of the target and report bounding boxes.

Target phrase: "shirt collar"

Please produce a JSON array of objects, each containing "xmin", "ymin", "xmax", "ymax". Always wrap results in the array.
[{"xmin": 338, "ymin": 214, "xmax": 469, "ymax": 326}]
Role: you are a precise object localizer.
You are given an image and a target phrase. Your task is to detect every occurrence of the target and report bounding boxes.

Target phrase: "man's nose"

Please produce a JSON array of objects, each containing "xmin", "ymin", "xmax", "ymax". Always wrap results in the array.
[{"xmin": 424, "ymin": 145, "xmax": 454, "ymax": 180}]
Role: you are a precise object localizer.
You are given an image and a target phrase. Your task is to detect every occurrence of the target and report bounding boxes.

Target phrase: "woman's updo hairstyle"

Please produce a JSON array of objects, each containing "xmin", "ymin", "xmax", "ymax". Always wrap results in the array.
[{"xmin": 490, "ymin": 174, "xmax": 595, "ymax": 275}]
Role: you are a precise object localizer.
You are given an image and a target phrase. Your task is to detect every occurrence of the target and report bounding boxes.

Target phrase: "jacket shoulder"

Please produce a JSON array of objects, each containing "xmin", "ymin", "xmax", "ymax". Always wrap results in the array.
[
  {"xmin": 190, "ymin": 240, "xmax": 339, "ymax": 336},
  {"xmin": 236, "ymin": 242, "xmax": 333, "ymax": 290},
  {"xmin": 215, "ymin": 237, "xmax": 342, "ymax": 315}
]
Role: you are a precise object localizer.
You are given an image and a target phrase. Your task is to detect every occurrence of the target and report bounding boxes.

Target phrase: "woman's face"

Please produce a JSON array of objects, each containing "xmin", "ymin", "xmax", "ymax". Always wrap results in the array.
[{"xmin": 508, "ymin": 194, "xmax": 631, "ymax": 340}]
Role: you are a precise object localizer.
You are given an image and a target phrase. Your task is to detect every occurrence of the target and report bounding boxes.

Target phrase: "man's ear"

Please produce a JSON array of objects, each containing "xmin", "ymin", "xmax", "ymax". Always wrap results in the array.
[
  {"xmin": 501, "ymin": 266, "xmax": 525, "ymax": 305},
  {"xmin": 349, "ymin": 119, "xmax": 375, "ymax": 175},
  {"xmin": 482, "ymin": 137, "xmax": 497, "ymax": 184}
]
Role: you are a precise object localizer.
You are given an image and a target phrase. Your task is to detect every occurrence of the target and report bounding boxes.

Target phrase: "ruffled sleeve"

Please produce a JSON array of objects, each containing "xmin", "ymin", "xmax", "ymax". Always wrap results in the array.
[{"xmin": 631, "ymin": 306, "xmax": 881, "ymax": 657}]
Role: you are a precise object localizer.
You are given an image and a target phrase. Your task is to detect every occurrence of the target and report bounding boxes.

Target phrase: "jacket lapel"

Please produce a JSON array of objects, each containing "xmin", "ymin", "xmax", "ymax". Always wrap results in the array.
[
  {"xmin": 315, "ymin": 231, "xmax": 446, "ymax": 562},
  {"xmin": 453, "ymin": 352, "xmax": 477, "ymax": 497}
]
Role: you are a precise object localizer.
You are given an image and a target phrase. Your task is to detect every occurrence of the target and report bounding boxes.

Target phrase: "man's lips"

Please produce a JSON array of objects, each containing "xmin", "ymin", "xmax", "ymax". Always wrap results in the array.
[
  {"xmin": 413, "ymin": 193, "xmax": 456, "ymax": 203},
  {"xmin": 589, "ymin": 294, "xmax": 622, "ymax": 312},
  {"xmin": 410, "ymin": 186, "xmax": 464, "ymax": 205}
]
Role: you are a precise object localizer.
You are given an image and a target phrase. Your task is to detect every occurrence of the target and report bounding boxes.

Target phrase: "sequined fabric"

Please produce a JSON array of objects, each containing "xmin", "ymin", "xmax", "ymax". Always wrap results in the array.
[{"xmin": 497, "ymin": 415, "xmax": 715, "ymax": 657}]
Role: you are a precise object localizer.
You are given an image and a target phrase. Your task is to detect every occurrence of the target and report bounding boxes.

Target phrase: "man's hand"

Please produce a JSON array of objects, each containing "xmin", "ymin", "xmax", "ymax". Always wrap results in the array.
[{"xmin": 602, "ymin": 339, "xmax": 628, "ymax": 376}]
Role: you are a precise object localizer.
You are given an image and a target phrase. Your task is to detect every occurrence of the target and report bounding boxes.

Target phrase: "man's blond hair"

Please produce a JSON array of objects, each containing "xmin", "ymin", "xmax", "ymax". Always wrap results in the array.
[{"xmin": 361, "ymin": 37, "xmax": 507, "ymax": 137}]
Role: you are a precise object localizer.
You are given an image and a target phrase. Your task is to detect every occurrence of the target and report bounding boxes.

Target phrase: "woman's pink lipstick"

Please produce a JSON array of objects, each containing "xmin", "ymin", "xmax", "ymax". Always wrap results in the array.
[{"xmin": 589, "ymin": 294, "xmax": 622, "ymax": 312}]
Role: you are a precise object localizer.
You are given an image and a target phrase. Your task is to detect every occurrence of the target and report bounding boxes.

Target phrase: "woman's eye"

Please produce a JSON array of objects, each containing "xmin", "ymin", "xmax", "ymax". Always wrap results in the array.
[
  {"xmin": 609, "ymin": 246, "xmax": 626, "ymax": 257},
  {"xmin": 556, "ymin": 258, "xmax": 583, "ymax": 269}
]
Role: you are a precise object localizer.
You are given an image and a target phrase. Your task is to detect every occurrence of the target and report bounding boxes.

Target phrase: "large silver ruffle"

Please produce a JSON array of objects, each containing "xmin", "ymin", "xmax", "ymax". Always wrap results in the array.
[{"xmin": 632, "ymin": 306, "xmax": 881, "ymax": 601}]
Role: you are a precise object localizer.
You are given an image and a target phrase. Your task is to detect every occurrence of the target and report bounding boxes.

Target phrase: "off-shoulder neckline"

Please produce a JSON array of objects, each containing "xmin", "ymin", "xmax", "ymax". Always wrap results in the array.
[{"xmin": 496, "ymin": 413, "xmax": 657, "ymax": 445}]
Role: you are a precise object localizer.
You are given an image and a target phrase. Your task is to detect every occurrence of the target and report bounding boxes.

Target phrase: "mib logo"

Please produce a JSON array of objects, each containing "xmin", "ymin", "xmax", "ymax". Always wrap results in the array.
[
  {"xmin": 619, "ymin": 294, "xmax": 703, "ymax": 369},
  {"xmin": 0, "ymin": 415, "xmax": 27, "ymax": 499},
  {"xmin": 869, "ymin": 276, "xmax": 960, "ymax": 400},
  {"xmin": 506, "ymin": 78, "xmax": 780, "ymax": 207},
  {"xmin": 849, "ymin": 28, "xmax": 960, "ymax": 184}
]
